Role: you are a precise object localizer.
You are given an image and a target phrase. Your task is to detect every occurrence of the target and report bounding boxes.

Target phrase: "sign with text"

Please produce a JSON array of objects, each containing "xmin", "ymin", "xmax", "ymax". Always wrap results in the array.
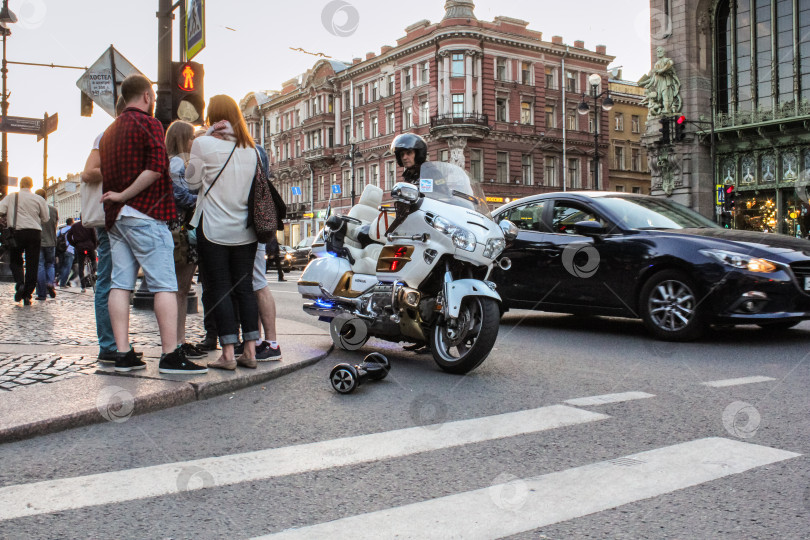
[
  {"xmin": 186, "ymin": 0, "xmax": 205, "ymax": 60},
  {"xmin": 76, "ymin": 46, "xmax": 147, "ymax": 118},
  {"xmin": 37, "ymin": 113, "xmax": 58, "ymax": 142},
  {"xmin": 0, "ymin": 116, "xmax": 42, "ymax": 135}
]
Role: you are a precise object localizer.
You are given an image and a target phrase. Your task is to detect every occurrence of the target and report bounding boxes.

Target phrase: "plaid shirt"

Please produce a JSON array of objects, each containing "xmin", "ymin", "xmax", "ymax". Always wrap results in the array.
[{"xmin": 99, "ymin": 107, "xmax": 177, "ymax": 229}]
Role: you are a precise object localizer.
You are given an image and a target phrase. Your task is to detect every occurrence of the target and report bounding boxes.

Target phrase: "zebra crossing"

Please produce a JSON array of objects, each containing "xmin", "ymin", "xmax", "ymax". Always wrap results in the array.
[{"xmin": 0, "ymin": 384, "xmax": 800, "ymax": 538}]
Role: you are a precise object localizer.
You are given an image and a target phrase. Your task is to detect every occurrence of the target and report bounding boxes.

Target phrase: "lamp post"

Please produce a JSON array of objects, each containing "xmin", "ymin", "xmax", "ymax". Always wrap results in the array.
[
  {"xmin": 0, "ymin": 0, "xmax": 16, "ymax": 198},
  {"xmin": 577, "ymin": 73, "xmax": 613, "ymax": 191}
]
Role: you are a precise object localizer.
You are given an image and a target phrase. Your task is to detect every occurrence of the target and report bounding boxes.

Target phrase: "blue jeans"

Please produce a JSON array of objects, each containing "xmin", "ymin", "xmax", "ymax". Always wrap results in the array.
[
  {"xmin": 94, "ymin": 228, "xmax": 116, "ymax": 354},
  {"xmin": 36, "ymin": 246, "xmax": 56, "ymax": 298},
  {"xmin": 58, "ymin": 252, "xmax": 74, "ymax": 286}
]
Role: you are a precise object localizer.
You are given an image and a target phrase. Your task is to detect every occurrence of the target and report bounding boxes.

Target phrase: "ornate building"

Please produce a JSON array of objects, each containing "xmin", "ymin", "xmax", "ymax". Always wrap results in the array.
[
  {"xmin": 44, "ymin": 174, "xmax": 81, "ymax": 225},
  {"xmin": 644, "ymin": 0, "xmax": 810, "ymax": 236},
  {"xmin": 241, "ymin": 0, "xmax": 614, "ymax": 246},
  {"xmin": 607, "ymin": 76, "xmax": 651, "ymax": 194}
]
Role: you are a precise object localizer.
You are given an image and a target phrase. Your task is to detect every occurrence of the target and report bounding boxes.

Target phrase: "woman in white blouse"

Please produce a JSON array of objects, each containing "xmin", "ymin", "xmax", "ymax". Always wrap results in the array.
[{"xmin": 186, "ymin": 95, "xmax": 259, "ymax": 370}]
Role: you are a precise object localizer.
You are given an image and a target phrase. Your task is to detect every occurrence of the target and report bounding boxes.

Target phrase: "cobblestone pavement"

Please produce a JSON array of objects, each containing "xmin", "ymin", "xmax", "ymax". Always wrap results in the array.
[{"xmin": 0, "ymin": 282, "xmax": 206, "ymax": 391}]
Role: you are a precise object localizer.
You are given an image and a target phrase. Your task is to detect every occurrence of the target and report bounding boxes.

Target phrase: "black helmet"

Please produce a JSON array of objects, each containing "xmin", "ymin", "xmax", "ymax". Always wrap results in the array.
[{"xmin": 391, "ymin": 133, "xmax": 427, "ymax": 167}]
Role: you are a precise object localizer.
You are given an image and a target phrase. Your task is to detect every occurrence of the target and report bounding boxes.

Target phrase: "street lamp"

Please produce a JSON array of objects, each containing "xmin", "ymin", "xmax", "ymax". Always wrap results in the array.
[
  {"xmin": 0, "ymin": 0, "xmax": 16, "ymax": 198},
  {"xmin": 577, "ymin": 73, "xmax": 613, "ymax": 191}
]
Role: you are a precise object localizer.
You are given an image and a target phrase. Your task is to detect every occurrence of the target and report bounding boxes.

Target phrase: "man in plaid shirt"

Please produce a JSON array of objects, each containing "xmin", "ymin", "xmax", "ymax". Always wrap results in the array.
[{"xmin": 99, "ymin": 74, "xmax": 207, "ymax": 375}]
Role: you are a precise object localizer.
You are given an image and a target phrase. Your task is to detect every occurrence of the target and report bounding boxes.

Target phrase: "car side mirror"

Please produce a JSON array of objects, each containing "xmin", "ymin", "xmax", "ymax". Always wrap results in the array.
[
  {"xmin": 499, "ymin": 219, "xmax": 519, "ymax": 243},
  {"xmin": 573, "ymin": 220, "xmax": 606, "ymax": 237}
]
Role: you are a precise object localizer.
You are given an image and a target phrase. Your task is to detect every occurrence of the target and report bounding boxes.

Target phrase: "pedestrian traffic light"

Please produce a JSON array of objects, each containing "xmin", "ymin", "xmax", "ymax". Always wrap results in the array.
[
  {"xmin": 171, "ymin": 61, "xmax": 204, "ymax": 125},
  {"xmin": 658, "ymin": 116, "xmax": 670, "ymax": 144},
  {"xmin": 674, "ymin": 115, "xmax": 686, "ymax": 142}
]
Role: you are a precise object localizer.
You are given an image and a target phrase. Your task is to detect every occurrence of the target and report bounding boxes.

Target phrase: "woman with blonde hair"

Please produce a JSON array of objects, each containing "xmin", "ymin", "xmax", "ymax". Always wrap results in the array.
[
  {"xmin": 165, "ymin": 120, "xmax": 206, "ymax": 361},
  {"xmin": 187, "ymin": 94, "xmax": 259, "ymax": 370}
]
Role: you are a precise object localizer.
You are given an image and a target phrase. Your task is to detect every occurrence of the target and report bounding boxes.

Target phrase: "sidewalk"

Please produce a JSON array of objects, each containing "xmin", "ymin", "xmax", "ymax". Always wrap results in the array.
[{"xmin": 0, "ymin": 282, "xmax": 333, "ymax": 443}]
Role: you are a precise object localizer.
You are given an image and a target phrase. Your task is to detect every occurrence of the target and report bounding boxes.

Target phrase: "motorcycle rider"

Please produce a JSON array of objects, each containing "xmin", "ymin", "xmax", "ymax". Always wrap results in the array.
[{"xmin": 391, "ymin": 133, "xmax": 427, "ymax": 184}]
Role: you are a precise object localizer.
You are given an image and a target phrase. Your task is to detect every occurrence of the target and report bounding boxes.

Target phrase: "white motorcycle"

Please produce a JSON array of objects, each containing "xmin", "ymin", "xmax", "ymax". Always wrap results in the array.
[{"xmin": 298, "ymin": 161, "xmax": 517, "ymax": 374}]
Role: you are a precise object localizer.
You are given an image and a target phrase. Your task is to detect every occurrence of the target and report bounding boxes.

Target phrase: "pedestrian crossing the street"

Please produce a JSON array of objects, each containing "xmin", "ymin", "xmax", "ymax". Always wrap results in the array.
[{"xmin": 0, "ymin": 390, "xmax": 800, "ymax": 538}]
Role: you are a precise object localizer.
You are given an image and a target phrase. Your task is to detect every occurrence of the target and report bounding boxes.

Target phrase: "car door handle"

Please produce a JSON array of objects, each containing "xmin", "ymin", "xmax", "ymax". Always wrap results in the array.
[{"xmin": 540, "ymin": 248, "xmax": 560, "ymax": 258}]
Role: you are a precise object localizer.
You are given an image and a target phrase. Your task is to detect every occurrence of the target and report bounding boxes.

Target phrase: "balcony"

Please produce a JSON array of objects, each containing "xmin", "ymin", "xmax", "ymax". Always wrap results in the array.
[
  {"xmin": 303, "ymin": 146, "xmax": 336, "ymax": 164},
  {"xmin": 429, "ymin": 113, "xmax": 490, "ymax": 140}
]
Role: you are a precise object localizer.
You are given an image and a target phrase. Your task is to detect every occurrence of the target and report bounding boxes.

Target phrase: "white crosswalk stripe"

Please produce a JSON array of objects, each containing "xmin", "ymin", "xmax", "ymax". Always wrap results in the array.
[
  {"xmin": 257, "ymin": 438, "xmax": 800, "ymax": 540},
  {"xmin": 0, "ymin": 404, "xmax": 607, "ymax": 521},
  {"xmin": 564, "ymin": 391, "xmax": 655, "ymax": 406},
  {"xmin": 701, "ymin": 376, "xmax": 776, "ymax": 388}
]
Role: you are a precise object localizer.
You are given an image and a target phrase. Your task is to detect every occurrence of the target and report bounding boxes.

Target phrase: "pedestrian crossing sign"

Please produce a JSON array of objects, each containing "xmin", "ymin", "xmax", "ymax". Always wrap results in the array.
[
  {"xmin": 332, "ymin": 184, "xmax": 341, "ymax": 194},
  {"xmin": 185, "ymin": 0, "xmax": 205, "ymax": 61},
  {"xmin": 291, "ymin": 186, "xmax": 302, "ymax": 196}
]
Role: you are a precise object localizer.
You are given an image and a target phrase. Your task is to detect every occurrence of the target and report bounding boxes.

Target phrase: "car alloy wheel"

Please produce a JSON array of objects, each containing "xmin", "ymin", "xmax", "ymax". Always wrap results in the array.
[{"xmin": 640, "ymin": 269, "xmax": 706, "ymax": 342}]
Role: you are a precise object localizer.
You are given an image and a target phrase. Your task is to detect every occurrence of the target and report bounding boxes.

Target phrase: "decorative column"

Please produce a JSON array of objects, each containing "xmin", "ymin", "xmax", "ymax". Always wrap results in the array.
[
  {"xmin": 476, "ymin": 55, "xmax": 483, "ymax": 113},
  {"xmin": 441, "ymin": 51, "xmax": 451, "ymax": 115},
  {"xmin": 465, "ymin": 52, "xmax": 474, "ymax": 115}
]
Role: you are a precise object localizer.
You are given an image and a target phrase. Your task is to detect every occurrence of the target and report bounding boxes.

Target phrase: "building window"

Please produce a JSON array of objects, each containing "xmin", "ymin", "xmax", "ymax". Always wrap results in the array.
[
  {"xmin": 568, "ymin": 158, "xmax": 580, "ymax": 188},
  {"xmin": 421, "ymin": 100, "xmax": 430, "ymax": 124},
  {"xmin": 544, "ymin": 156, "xmax": 556, "ymax": 186},
  {"xmin": 356, "ymin": 86, "xmax": 365, "ymax": 107},
  {"xmin": 403, "ymin": 68, "xmax": 412, "ymax": 90},
  {"xmin": 343, "ymin": 90, "xmax": 350, "ymax": 111},
  {"xmin": 632, "ymin": 186, "xmax": 642, "ymax": 194},
  {"xmin": 566, "ymin": 70, "xmax": 578, "ymax": 93},
  {"xmin": 439, "ymin": 149, "xmax": 449, "ymax": 162},
  {"xmin": 470, "ymin": 149, "xmax": 482, "ymax": 182},
  {"xmin": 631, "ymin": 148, "xmax": 641, "ymax": 171},
  {"xmin": 388, "ymin": 74, "xmax": 395, "ymax": 96},
  {"xmin": 357, "ymin": 120, "xmax": 364, "ymax": 141},
  {"xmin": 370, "ymin": 164, "xmax": 379, "ymax": 187},
  {"xmin": 545, "ymin": 105, "xmax": 555, "ymax": 128},
  {"xmin": 356, "ymin": 167, "xmax": 365, "ymax": 190},
  {"xmin": 344, "ymin": 124, "xmax": 351, "ymax": 144},
  {"xmin": 521, "ymin": 61, "xmax": 532, "ymax": 85},
  {"xmin": 371, "ymin": 81, "xmax": 378, "ymax": 101},
  {"xmin": 631, "ymin": 114, "xmax": 640, "ymax": 133},
  {"xmin": 386, "ymin": 161, "xmax": 396, "ymax": 189},
  {"xmin": 496, "ymin": 151, "xmax": 509, "ymax": 182},
  {"xmin": 614, "ymin": 112, "xmax": 624, "ymax": 131},
  {"xmin": 452, "ymin": 94, "xmax": 464, "ymax": 118},
  {"xmin": 522, "ymin": 154, "xmax": 533, "ymax": 185},
  {"xmin": 496, "ymin": 58, "xmax": 507, "ymax": 81},
  {"xmin": 567, "ymin": 109, "xmax": 577, "ymax": 130},
  {"xmin": 545, "ymin": 66, "xmax": 557, "ymax": 89},
  {"xmin": 342, "ymin": 170, "xmax": 351, "ymax": 198},
  {"xmin": 421, "ymin": 61, "xmax": 430, "ymax": 84},
  {"xmin": 370, "ymin": 116, "xmax": 378, "ymax": 138},
  {"xmin": 615, "ymin": 185, "xmax": 625, "ymax": 192},
  {"xmin": 614, "ymin": 146, "xmax": 625, "ymax": 170},
  {"xmin": 496, "ymin": 98, "xmax": 508, "ymax": 122},
  {"xmin": 588, "ymin": 113, "xmax": 595, "ymax": 133},
  {"xmin": 520, "ymin": 101, "xmax": 532, "ymax": 124},
  {"xmin": 451, "ymin": 53, "xmax": 465, "ymax": 77},
  {"xmin": 405, "ymin": 106, "xmax": 413, "ymax": 128},
  {"xmin": 387, "ymin": 110, "xmax": 396, "ymax": 134}
]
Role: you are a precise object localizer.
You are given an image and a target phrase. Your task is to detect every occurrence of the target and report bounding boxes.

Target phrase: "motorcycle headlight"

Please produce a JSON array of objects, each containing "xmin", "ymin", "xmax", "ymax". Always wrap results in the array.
[
  {"xmin": 483, "ymin": 238, "xmax": 505, "ymax": 259},
  {"xmin": 699, "ymin": 249, "xmax": 779, "ymax": 273},
  {"xmin": 432, "ymin": 216, "xmax": 476, "ymax": 252}
]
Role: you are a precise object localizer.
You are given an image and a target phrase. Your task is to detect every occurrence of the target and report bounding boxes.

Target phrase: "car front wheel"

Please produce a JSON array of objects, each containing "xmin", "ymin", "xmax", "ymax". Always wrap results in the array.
[{"xmin": 640, "ymin": 270, "xmax": 706, "ymax": 342}]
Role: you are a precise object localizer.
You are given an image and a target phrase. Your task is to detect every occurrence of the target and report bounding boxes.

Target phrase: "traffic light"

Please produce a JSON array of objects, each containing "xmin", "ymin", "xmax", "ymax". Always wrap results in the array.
[
  {"xmin": 674, "ymin": 115, "xmax": 686, "ymax": 142},
  {"xmin": 171, "ymin": 61, "xmax": 205, "ymax": 125},
  {"xmin": 658, "ymin": 116, "xmax": 670, "ymax": 144},
  {"xmin": 722, "ymin": 185, "xmax": 735, "ymax": 228},
  {"xmin": 80, "ymin": 92, "xmax": 93, "ymax": 117}
]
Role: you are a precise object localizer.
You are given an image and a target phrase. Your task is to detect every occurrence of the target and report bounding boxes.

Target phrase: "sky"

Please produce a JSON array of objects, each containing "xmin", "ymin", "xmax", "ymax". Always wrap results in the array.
[{"xmin": 4, "ymin": 0, "xmax": 652, "ymax": 190}]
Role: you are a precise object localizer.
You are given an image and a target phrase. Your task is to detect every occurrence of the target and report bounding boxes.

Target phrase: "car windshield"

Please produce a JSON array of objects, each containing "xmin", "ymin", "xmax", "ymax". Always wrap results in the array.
[
  {"xmin": 418, "ymin": 162, "xmax": 492, "ymax": 218},
  {"xmin": 599, "ymin": 196, "xmax": 719, "ymax": 230}
]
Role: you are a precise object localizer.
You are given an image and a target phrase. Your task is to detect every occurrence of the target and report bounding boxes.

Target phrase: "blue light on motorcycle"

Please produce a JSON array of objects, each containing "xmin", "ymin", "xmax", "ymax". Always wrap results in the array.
[{"xmin": 315, "ymin": 299, "xmax": 334, "ymax": 309}]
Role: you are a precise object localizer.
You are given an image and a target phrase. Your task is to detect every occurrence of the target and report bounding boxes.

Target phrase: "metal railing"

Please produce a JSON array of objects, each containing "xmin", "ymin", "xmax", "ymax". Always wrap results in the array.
[{"xmin": 430, "ymin": 113, "xmax": 489, "ymax": 128}]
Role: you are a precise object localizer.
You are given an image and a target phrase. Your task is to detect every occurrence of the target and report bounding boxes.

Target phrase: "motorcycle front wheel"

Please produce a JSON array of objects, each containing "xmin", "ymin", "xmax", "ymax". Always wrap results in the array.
[{"xmin": 431, "ymin": 297, "xmax": 500, "ymax": 374}]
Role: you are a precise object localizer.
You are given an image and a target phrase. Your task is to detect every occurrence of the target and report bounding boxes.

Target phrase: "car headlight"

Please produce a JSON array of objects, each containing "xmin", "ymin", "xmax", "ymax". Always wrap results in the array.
[
  {"xmin": 699, "ymin": 249, "xmax": 779, "ymax": 273},
  {"xmin": 285, "ymin": 254, "xmax": 292, "ymax": 260},
  {"xmin": 431, "ymin": 216, "xmax": 476, "ymax": 252},
  {"xmin": 483, "ymin": 237, "xmax": 505, "ymax": 259}
]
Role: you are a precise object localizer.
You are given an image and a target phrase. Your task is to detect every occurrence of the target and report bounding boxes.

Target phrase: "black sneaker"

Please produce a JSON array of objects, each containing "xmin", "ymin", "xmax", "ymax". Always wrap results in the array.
[
  {"xmin": 233, "ymin": 341, "xmax": 245, "ymax": 355},
  {"xmin": 114, "ymin": 349, "xmax": 147, "ymax": 372},
  {"xmin": 180, "ymin": 343, "xmax": 207, "ymax": 359},
  {"xmin": 159, "ymin": 348, "xmax": 208, "ymax": 374},
  {"xmin": 255, "ymin": 341, "xmax": 282, "ymax": 362},
  {"xmin": 196, "ymin": 336, "xmax": 218, "ymax": 351},
  {"xmin": 99, "ymin": 349, "xmax": 144, "ymax": 363}
]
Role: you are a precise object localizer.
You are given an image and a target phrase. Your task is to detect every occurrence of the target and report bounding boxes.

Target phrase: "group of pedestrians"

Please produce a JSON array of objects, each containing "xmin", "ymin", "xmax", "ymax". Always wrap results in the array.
[{"xmin": 71, "ymin": 74, "xmax": 282, "ymax": 374}]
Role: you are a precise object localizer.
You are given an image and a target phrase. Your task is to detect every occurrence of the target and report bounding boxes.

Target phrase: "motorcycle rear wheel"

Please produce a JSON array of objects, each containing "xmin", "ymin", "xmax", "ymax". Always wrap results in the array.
[{"xmin": 431, "ymin": 297, "xmax": 500, "ymax": 374}]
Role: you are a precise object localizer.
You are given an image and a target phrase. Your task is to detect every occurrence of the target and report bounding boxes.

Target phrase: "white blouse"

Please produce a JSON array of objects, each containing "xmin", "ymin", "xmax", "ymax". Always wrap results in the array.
[{"xmin": 187, "ymin": 135, "xmax": 258, "ymax": 246}]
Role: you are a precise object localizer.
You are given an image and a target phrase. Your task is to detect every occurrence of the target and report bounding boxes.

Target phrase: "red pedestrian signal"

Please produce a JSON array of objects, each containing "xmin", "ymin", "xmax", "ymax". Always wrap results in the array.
[
  {"xmin": 179, "ymin": 64, "xmax": 196, "ymax": 91},
  {"xmin": 171, "ymin": 61, "xmax": 205, "ymax": 125}
]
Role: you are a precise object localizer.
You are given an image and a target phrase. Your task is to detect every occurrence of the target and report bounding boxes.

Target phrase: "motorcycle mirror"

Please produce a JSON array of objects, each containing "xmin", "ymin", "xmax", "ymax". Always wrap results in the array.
[
  {"xmin": 499, "ymin": 220, "xmax": 519, "ymax": 243},
  {"xmin": 391, "ymin": 182, "xmax": 419, "ymax": 203}
]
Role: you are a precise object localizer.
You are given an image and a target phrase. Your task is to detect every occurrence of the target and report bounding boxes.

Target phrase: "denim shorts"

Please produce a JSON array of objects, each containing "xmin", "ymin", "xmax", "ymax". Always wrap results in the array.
[
  {"xmin": 253, "ymin": 243, "xmax": 267, "ymax": 291},
  {"xmin": 109, "ymin": 216, "xmax": 178, "ymax": 292}
]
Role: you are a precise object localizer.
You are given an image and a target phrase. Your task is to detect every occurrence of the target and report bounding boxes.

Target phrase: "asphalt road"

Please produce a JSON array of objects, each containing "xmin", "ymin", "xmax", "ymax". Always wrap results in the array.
[{"xmin": 0, "ymin": 271, "xmax": 808, "ymax": 539}]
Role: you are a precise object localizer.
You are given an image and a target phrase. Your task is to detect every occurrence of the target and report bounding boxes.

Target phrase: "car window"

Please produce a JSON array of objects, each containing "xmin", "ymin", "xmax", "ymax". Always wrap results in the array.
[
  {"xmin": 551, "ymin": 202, "xmax": 607, "ymax": 234},
  {"xmin": 501, "ymin": 201, "xmax": 548, "ymax": 232}
]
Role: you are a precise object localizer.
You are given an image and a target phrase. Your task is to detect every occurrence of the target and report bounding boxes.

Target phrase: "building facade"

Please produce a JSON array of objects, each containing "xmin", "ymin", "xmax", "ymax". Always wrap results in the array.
[
  {"xmin": 242, "ymin": 0, "xmax": 614, "ymax": 246},
  {"xmin": 44, "ymin": 174, "xmax": 81, "ymax": 225},
  {"xmin": 644, "ymin": 0, "xmax": 810, "ymax": 236},
  {"xmin": 607, "ymin": 78, "xmax": 651, "ymax": 194}
]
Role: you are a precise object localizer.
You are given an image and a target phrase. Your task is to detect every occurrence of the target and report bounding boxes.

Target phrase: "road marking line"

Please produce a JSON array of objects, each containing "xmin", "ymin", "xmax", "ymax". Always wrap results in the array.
[
  {"xmin": 258, "ymin": 437, "xmax": 800, "ymax": 540},
  {"xmin": 0, "ymin": 405, "xmax": 607, "ymax": 521},
  {"xmin": 701, "ymin": 376, "xmax": 777, "ymax": 388},
  {"xmin": 564, "ymin": 391, "xmax": 655, "ymax": 407}
]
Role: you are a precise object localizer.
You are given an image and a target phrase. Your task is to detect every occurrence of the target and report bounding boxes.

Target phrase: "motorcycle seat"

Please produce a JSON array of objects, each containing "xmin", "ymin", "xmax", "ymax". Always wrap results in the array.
[
  {"xmin": 345, "ymin": 184, "xmax": 384, "ymax": 249},
  {"xmin": 346, "ymin": 243, "xmax": 383, "ymax": 275}
]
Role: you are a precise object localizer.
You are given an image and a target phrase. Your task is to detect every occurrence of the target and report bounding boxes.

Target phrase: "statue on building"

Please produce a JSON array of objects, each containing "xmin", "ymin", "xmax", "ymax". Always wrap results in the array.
[{"xmin": 639, "ymin": 46, "xmax": 682, "ymax": 117}]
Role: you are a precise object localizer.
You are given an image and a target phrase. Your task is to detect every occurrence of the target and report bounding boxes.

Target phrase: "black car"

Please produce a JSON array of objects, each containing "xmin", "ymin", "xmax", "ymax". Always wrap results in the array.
[
  {"xmin": 291, "ymin": 236, "xmax": 316, "ymax": 270},
  {"xmin": 491, "ymin": 192, "xmax": 810, "ymax": 341},
  {"xmin": 266, "ymin": 245, "xmax": 294, "ymax": 273}
]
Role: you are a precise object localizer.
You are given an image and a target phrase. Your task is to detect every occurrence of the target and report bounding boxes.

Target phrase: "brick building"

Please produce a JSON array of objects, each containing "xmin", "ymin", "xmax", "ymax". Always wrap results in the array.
[
  {"xmin": 242, "ymin": 0, "xmax": 614, "ymax": 246},
  {"xmin": 607, "ymin": 76, "xmax": 651, "ymax": 194}
]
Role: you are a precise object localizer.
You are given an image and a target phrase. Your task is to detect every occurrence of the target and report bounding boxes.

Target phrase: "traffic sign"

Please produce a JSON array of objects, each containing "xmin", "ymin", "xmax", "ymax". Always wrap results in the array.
[
  {"xmin": 716, "ymin": 184, "xmax": 725, "ymax": 206},
  {"xmin": 331, "ymin": 184, "xmax": 341, "ymax": 194},
  {"xmin": 76, "ymin": 46, "xmax": 147, "ymax": 118},
  {"xmin": 186, "ymin": 0, "xmax": 205, "ymax": 60},
  {"xmin": 37, "ymin": 113, "xmax": 58, "ymax": 142},
  {"xmin": 0, "ymin": 116, "xmax": 42, "ymax": 135},
  {"xmin": 291, "ymin": 186, "xmax": 302, "ymax": 196}
]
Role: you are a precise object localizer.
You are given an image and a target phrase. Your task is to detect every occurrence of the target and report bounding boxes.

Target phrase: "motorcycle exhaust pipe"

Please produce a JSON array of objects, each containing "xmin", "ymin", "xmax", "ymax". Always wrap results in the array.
[{"xmin": 497, "ymin": 257, "xmax": 512, "ymax": 271}]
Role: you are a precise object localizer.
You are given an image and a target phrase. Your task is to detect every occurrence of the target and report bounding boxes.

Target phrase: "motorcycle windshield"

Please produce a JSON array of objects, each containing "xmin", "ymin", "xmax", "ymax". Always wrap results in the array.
[{"xmin": 418, "ymin": 162, "xmax": 492, "ymax": 218}]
